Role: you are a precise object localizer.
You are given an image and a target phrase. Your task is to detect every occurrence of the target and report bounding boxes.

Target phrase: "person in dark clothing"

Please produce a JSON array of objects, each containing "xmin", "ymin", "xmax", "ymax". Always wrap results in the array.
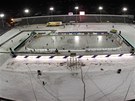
[
  {"xmin": 42, "ymin": 81, "xmax": 47, "ymax": 86},
  {"xmin": 37, "ymin": 70, "xmax": 42, "ymax": 76}
]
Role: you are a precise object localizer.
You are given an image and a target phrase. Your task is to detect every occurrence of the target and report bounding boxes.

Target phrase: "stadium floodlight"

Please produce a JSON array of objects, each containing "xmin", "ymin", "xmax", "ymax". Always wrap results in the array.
[
  {"xmin": 98, "ymin": 6, "xmax": 103, "ymax": 11},
  {"xmin": 122, "ymin": 7, "xmax": 128, "ymax": 12},
  {"xmin": 0, "ymin": 13, "xmax": 5, "ymax": 28},
  {"xmin": 75, "ymin": 6, "xmax": 79, "ymax": 10},
  {"xmin": 24, "ymin": 9, "xmax": 30, "ymax": 14},
  {"xmin": 0, "ymin": 13, "xmax": 4, "ymax": 18},
  {"xmin": 98, "ymin": 6, "xmax": 103, "ymax": 23},
  {"xmin": 49, "ymin": 7, "xmax": 54, "ymax": 11}
]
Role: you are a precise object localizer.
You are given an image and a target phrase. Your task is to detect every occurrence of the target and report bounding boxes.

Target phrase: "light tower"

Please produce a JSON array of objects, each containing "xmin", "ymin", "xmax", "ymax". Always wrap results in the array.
[
  {"xmin": 98, "ymin": 6, "xmax": 103, "ymax": 22},
  {"xmin": 0, "ymin": 13, "xmax": 5, "ymax": 28},
  {"xmin": 122, "ymin": 7, "xmax": 128, "ymax": 23},
  {"xmin": 24, "ymin": 8, "xmax": 30, "ymax": 25},
  {"xmin": 49, "ymin": 7, "xmax": 54, "ymax": 21},
  {"xmin": 75, "ymin": 6, "xmax": 79, "ymax": 23}
]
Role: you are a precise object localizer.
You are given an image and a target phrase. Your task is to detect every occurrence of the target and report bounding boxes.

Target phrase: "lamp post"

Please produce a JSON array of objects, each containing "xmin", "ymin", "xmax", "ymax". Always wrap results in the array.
[
  {"xmin": 75, "ymin": 6, "xmax": 79, "ymax": 23},
  {"xmin": 98, "ymin": 6, "xmax": 103, "ymax": 22},
  {"xmin": 122, "ymin": 7, "xmax": 128, "ymax": 23},
  {"xmin": 24, "ymin": 8, "xmax": 30, "ymax": 25},
  {"xmin": 49, "ymin": 7, "xmax": 54, "ymax": 21},
  {"xmin": 0, "ymin": 13, "xmax": 5, "ymax": 28}
]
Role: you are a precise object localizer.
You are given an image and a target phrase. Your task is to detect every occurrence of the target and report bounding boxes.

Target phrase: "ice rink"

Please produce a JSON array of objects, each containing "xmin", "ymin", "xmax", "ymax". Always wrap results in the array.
[
  {"xmin": 0, "ymin": 23, "xmax": 135, "ymax": 101},
  {"xmin": 27, "ymin": 35, "xmax": 119, "ymax": 49}
]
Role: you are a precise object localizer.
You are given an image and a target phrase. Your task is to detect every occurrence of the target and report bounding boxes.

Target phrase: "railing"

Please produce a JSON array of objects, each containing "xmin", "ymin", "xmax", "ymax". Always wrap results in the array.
[
  {"xmin": 26, "ymin": 46, "xmax": 122, "ymax": 54},
  {"xmin": 13, "ymin": 14, "xmax": 134, "ymax": 26}
]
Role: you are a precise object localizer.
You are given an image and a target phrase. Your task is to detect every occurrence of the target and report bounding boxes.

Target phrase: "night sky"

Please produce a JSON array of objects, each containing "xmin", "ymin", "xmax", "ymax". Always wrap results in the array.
[{"xmin": 0, "ymin": 0, "xmax": 135, "ymax": 18}]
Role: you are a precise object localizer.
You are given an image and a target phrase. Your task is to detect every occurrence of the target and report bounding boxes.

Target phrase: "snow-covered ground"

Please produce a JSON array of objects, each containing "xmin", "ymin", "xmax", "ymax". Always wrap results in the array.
[
  {"xmin": 0, "ymin": 55, "xmax": 135, "ymax": 101},
  {"xmin": 0, "ymin": 23, "xmax": 135, "ymax": 101}
]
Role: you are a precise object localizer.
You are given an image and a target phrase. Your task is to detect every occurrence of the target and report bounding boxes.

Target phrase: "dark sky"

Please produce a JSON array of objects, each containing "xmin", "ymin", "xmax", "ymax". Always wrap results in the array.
[{"xmin": 0, "ymin": 0, "xmax": 135, "ymax": 18}]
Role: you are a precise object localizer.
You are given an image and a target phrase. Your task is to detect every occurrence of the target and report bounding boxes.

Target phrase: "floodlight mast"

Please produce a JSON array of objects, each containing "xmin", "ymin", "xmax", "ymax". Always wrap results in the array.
[
  {"xmin": 122, "ymin": 7, "xmax": 128, "ymax": 23},
  {"xmin": 49, "ymin": 7, "xmax": 54, "ymax": 21},
  {"xmin": 0, "ymin": 13, "xmax": 5, "ymax": 28},
  {"xmin": 75, "ymin": 6, "xmax": 79, "ymax": 23},
  {"xmin": 98, "ymin": 6, "xmax": 103, "ymax": 22},
  {"xmin": 24, "ymin": 8, "xmax": 30, "ymax": 25}
]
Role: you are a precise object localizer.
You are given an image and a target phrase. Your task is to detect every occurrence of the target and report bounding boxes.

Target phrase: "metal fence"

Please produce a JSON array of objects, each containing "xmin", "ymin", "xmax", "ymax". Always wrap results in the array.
[
  {"xmin": 0, "ymin": 19, "xmax": 11, "ymax": 36},
  {"xmin": 0, "ymin": 14, "xmax": 134, "ymax": 36},
  {"xmin": 14, "ymin": 14, "xmax": 134, "ymax": 26}
]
